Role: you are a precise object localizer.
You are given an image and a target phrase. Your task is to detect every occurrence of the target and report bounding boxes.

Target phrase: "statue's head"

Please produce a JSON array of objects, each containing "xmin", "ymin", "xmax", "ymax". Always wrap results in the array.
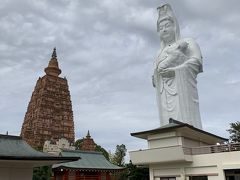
[{"xmin": 157, "ymin": 4, "xmax": 180, "ymax": 47}]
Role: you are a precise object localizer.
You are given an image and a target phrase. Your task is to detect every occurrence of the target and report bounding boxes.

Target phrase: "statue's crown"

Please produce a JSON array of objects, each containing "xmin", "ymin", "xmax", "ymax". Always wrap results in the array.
[{"xmin": 157, "ymin": 4, "xmax": 174, "ymax": 23}]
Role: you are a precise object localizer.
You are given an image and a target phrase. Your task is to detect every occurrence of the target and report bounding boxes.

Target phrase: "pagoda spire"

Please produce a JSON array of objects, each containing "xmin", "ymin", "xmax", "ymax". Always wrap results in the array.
[
  {"xmin": 44, "ymin": 47, "xmax": 62, "ymax": 77},
  {"xmin": 86, "ymin": 130, "xmax": 91, "ymax": 138},
  {"xmin": 52, "ymin": 47, "xmax": 57, "ymax": 58}
]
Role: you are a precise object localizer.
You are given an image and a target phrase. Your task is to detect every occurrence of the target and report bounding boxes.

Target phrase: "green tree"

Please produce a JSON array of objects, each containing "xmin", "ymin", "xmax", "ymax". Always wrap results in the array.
[
  {"xmin": 32, "ymin": 166, "xmax": 52, "ymax": 180},
  {"xmin": 111, "ymin": 144, "xmax": 127, "ymax": 167},
  {"xmin": 74, "ymin": 139, "xmax": 83, "ymax": 150},
  {"xmin": 126, "ymin": 161, "xmax": 149, "ymax": 180},
  {"xmin": 227, "ymin": 121, "xmax": 240, "ymax": 142},
  {"xmin": 114, "ymin": 161, "xmax": 149, "ymax": 180}
]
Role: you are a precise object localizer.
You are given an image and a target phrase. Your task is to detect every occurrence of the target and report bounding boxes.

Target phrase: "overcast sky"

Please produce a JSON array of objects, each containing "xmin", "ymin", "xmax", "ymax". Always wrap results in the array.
[{"xmin": 0, "ymin": 0, "xmax": 240, "ymax": 158}]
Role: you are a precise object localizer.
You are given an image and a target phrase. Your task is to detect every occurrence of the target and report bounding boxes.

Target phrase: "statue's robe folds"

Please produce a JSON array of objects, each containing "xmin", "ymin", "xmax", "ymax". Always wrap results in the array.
[{"xmin": 154, "ymin": 38, "xmax": 203, "ymax": 129}]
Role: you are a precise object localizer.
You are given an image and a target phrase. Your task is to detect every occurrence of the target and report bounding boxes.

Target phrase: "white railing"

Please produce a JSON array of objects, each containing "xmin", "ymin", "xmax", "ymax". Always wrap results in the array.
[{"xmin": 183, "ymin": 143, "xmax": 240, "ymax": 155}]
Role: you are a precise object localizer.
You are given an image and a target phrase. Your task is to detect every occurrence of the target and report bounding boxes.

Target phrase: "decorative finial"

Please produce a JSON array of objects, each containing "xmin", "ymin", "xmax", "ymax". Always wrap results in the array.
[
  {"xmin": 52, "ymin": 47, "xmax": 57, "ymax": 58},
  {"xmin": 87, "ymin": 130, "xmax": 91, "ymax": 138},
  {"xmin": 44, "ymin": 47, "xmax": 62, "ymax": 77}
]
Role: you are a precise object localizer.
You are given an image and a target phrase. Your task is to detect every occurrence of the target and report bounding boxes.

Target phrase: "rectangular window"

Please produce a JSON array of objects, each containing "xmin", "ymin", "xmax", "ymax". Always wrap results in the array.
[
  {"xmin": 160, "ymin": 178, "xmax": 176, "ymax": 180},
  {"xmin": 189, "ymin": 176, "xmax": 208, "ymax": 180}
]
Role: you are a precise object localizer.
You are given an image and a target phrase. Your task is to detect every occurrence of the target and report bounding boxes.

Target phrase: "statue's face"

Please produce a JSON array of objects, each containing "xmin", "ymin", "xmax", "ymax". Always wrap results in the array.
[{"xmin": 158, "ymin": 19, "xmax": 175, "ymax": 43}]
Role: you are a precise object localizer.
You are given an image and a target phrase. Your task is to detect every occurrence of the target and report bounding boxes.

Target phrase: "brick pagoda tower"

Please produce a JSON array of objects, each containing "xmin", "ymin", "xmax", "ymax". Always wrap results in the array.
[
  {"xmin": 80, "ymin": 131, "xmax": 96, "ymax": 151},
  {"xmin": 21, "ymin": 48, "xmax": 75, "ymax": 149}
]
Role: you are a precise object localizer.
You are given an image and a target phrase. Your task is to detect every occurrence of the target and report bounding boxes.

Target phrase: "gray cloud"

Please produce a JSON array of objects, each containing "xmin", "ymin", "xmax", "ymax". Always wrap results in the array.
[{"xmin": 0, "ymin": 0, "xmax": 240, "ymax": 157}]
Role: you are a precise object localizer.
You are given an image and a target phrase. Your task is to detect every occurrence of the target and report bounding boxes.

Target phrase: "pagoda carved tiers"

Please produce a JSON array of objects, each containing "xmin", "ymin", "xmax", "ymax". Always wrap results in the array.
[{"xmin": 21, "ymin": 48, "xmax": 75, "ymax": 150}]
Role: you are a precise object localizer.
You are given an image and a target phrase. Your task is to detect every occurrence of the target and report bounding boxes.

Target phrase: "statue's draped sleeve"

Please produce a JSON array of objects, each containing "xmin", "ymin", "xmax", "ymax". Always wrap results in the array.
[
  {"xmin": 154, "ymin": 38, "xmax": 203, "ymax": 128},
  {"xmin": 172, "ymin": 38, "xmax": 202, "ymax": 128}
]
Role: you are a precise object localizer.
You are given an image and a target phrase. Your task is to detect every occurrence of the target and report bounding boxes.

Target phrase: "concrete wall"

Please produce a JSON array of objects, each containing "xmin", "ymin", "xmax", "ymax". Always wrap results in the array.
[
  {"xmin": 0, "ymin": 167, "xmax": 33, "ymax": 180},
  {"xmin": 147, "ymin": 131, "xmax": 182, "ymax": 149},
  {"xmin": 148, "ymin": 151, "xmax": 240, "ymax": 180},
  {"xmin": 147, "ymin": 131, "xmax": 210, "ymax": 150},
  {"xmin": 182, "ymin": 137, "xmax": 210, "ymax": 147},
  {"xmin": 130, "ymin": 145, "xmax": 192, "ymax": 165},
  {"xmin": 148, "ymin": 132, "xmax": 177, "ymax": 141},
  {"xmin": 130, "ymin": 128, "xmax": 238, "ymax": 180},
  {"xmin": 148, "ymin": 137, "xmax": 181, "ymax": 149}
]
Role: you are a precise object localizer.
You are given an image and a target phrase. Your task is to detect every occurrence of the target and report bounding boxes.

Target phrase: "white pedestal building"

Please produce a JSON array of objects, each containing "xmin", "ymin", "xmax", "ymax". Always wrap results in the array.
[{"xmin": 129, "ymin": 119, "xmax": 240, "ymax": 180}]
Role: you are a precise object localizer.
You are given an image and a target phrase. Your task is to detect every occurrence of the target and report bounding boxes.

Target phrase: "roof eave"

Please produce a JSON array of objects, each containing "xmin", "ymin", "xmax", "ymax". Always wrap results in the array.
[
  {"xmin": 131, "ymin": 124, "xmax": 228, "ymax": 142},
  {"xmin": 130, "ymin": 124, "xmax": 185, "ymax": 139},
  {"xmin": 53, "ymin": 166, "xmax": 125, "ymax": 172},
  {"xmin": 0, "ymin": 156, "xmax": 80, "ymax": 161}
]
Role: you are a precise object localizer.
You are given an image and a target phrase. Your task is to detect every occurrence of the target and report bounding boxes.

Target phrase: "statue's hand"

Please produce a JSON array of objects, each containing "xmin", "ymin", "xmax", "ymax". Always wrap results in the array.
[
  {"xmin": 158, "ymin": 51, "xmax": 185, "ymax": 70},
  {"xmin": 161, "ymin": 67, "xmax": 175, "ymax": 73},
  {"xmin": 160, "ymin": 67, "xmax": 175, "ymax": 77},
  {"xmin": 157, "ymin": 67, "xmax": 164, "ymax": 72}
]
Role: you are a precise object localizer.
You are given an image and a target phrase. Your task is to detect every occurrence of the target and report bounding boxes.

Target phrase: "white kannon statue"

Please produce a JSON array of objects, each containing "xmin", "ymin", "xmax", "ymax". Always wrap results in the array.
[{"xmin": 153, "ymin": 4, "xmax": 203, "ymax": 129}]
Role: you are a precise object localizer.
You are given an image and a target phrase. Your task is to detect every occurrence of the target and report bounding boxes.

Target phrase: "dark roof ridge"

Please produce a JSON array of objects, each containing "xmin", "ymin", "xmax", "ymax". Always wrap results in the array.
[
  {"xmin": 169, "ymin": 118, "xmax": 186, "ymax": 125},
  {"xmin": 0, "ymin": 156, "xmax": 79, "ymax": 161},
  {"xmin": 0, "ymin": 134, "xmax": 22, "ymax": 140}
]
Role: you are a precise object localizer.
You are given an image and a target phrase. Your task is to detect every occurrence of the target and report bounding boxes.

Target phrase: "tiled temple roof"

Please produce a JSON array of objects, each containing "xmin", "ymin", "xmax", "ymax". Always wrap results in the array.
[{"xmin": 53, "ymin": 149, "xmax": 124, "ymax": 171}]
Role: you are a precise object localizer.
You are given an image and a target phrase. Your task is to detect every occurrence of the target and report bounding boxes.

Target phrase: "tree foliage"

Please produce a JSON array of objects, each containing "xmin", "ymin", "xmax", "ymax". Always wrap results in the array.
[
  {"xmin": 95, "ymin": 144, "xmax": 110, "ymax": 160},
  {"xmin": 227, "ymin": 121, "xmax": 240, "ymax": 142},
  {"xmin": 74, "ymin": 139, "xmax": 84, "ymax": 150},
  {"xmin": 114, "ymin": 161, "xmax": 149, "ymax": 180},
  {"xmin": 74, "ymin": 138, "xmax": 109, "ymax": 160},
  {"xmin": 32, "ymin": 166, "xmax": 52, "ymax": 180},
  {"xmin": 126, "ymin": 161, "xmax": 149, "ymax": 180},
  {"xmin": 110, "ymin": 144, "xmax": 127, "ymax": 167}
]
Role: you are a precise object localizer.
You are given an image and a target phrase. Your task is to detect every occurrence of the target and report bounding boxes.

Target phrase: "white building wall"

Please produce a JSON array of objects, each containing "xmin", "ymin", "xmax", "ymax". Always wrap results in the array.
[
  {"xmin": 130, "ymin": 128, "xmax": 239, "ymax": 180},
  {"xmin": 182, "ymin": 137, "xmax": 201, "ymax": 147},
  {"xmin": 148, "ymin": 137, "xmax": 180, "ymax": 149},
  {"xmin": 148, "ymin": 151, "xmax": 240, "ymax": 180},
  {"xmin": 148, "ymin": 132, "xmax": 177, "ymax": 140},
  {"xmin": 147, "ymin": 132, "xmax": 183, "ymax": 149},
  {"xmin": 147, "ymin": 133, "xmax": 211, "ymax": 149}
]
